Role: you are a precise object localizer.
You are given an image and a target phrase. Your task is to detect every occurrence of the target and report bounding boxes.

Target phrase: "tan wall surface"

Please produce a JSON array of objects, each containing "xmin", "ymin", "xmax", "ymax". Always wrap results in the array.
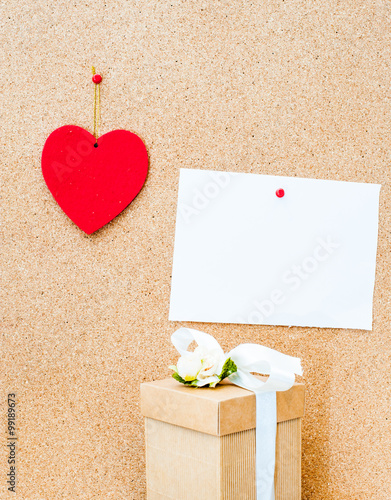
[{"xmin": 1, "ymin": 1, "xmax": 390, "ymax": 499}]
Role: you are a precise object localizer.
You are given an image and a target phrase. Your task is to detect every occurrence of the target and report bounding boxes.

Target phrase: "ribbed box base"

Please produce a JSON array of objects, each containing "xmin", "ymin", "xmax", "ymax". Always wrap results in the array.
[{"xmin": 145, "ymin": 417, "xmax": 301, "ymax": 500}]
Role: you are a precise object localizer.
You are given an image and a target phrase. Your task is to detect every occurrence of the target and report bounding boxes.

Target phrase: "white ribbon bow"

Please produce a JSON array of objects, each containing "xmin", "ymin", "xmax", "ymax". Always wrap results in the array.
[{"xmin": 171, "ymin": 327, "xmax": 303, "ymax": 500}]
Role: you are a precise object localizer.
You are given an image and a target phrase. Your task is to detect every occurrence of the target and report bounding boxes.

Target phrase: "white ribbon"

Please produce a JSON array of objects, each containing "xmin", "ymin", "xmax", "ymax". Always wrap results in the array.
[{"xmin": 171, "ymin": 327, "xmax": 303, "ymax": 500}]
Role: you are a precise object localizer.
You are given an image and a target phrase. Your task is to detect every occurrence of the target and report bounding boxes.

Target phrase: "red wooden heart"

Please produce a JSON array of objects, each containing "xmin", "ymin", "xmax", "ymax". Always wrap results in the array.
[{"xmin": 42, "ymin": 125, "xmax": 148, "ymax": 234}]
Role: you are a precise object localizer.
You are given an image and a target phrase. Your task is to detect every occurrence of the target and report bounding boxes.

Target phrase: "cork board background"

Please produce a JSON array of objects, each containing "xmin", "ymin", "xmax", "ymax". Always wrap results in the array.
[{"xmin": 1, "ymin": 1, "xmax": 390, "ymax": 499}]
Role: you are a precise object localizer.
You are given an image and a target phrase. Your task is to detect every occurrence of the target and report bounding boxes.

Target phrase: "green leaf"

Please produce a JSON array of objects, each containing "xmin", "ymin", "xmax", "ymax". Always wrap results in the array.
[
  {"xmin": 172, "ymin": 372, "xmax": 186, "ymax": 384},
  {"xmin": 219, "ymin": 358, "xmax": 238, "ymax": 381},
  {"xmin": 172, "ymin": 372, "xmax": 197, "ymax": 386}
]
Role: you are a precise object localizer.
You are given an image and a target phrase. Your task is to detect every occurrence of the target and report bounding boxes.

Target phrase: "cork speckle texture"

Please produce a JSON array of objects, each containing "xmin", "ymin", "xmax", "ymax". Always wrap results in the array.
[{"xmin": 1, "ymin": 1, "xmax": 390, "ymax": 499}]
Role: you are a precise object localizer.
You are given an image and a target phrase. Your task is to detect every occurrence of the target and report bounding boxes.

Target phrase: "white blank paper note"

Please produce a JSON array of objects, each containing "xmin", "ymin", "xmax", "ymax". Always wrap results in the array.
[{"xmin": 169, "ymin": 169, "xmax": 381, "ymax": 330}]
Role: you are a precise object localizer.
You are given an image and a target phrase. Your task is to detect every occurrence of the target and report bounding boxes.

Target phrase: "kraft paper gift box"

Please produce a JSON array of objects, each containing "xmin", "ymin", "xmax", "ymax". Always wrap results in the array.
[{"xmin": 141, "ymin": 377, "xmax": 305, "ymax": 500}]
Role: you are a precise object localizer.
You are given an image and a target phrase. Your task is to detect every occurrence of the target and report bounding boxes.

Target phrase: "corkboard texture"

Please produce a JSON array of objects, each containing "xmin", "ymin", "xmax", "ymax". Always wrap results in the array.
[{"xmin": 1, "ymin": 1, "xmax": 390, "ymax": 499}]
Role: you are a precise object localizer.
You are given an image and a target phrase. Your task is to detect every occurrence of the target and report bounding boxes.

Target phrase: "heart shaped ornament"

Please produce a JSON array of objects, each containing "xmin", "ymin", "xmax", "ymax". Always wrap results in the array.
[{"xmin": 42, "ymin": 125, "xmax": 148, "ymax": 234}]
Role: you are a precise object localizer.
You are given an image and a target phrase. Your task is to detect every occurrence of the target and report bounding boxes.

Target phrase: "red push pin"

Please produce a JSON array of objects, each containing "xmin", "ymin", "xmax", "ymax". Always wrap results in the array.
[
  {"xmin": 91, "ymin": 67, "xmax": 102, "ymax": 146},
  {"xmin": 92, "ymin": 73, "xmax": 102, "ymax": 84},
  {"xmin": 276, "ymin": 188, "xmax": 285, "ymax": 198}
]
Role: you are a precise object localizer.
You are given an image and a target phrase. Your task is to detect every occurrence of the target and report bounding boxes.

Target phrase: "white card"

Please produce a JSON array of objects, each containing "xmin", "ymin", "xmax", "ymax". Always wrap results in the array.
[{"xmin": 169, "ymin": 169, "xmax": 380, "ymax": 330}]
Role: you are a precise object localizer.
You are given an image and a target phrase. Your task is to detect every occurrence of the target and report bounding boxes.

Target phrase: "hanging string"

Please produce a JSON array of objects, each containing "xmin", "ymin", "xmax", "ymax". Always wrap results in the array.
[{"xmin": 91, "ymin": 67, "xmax": 102, "ymax": 146}]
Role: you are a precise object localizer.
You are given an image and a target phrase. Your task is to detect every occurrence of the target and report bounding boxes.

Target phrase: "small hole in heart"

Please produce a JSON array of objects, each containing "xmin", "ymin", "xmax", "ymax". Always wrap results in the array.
[{"xmin": 94, "ymin": 143, "xmax": 98, "ymax": 148}]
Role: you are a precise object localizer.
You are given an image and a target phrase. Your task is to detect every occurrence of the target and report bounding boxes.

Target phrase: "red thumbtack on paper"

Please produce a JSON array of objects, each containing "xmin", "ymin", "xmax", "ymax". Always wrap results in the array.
[{"xmin": 276, "ymin": 188, "xmax": 285, "ymax": 198}]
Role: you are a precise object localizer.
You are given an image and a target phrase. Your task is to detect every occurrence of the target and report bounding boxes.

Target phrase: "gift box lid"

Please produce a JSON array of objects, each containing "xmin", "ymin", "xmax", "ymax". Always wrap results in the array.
[{"xmin": 140, "ymin": 377, "xmax": 305, "ymax": 437}]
